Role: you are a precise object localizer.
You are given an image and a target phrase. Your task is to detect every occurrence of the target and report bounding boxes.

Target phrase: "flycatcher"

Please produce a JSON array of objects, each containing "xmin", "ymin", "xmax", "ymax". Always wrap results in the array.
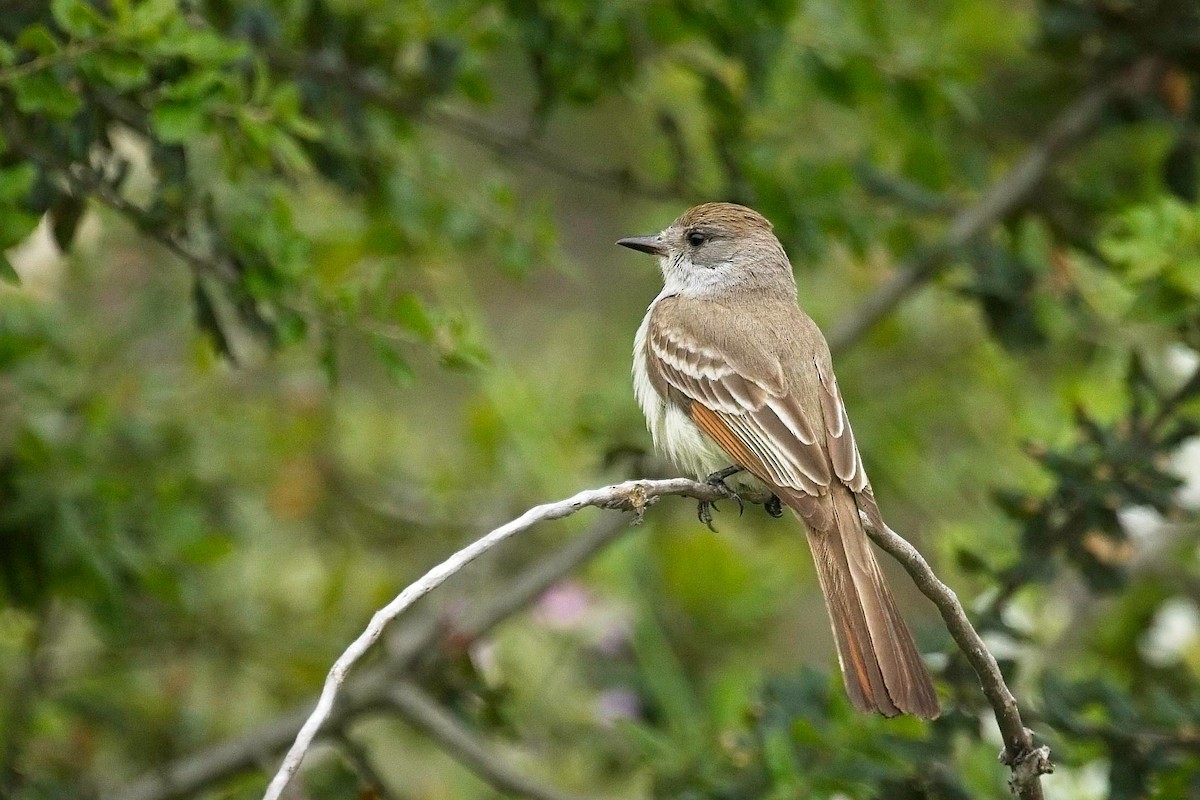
[{"xmin": 618, "ymin": 202, "xmax": 939, "ymax": 719}]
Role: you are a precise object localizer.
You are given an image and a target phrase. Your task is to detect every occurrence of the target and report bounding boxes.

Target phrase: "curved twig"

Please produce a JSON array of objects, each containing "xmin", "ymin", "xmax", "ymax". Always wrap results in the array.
[
  {"xmin": 114, "ymin": 514, "xmax": 632, "ymax": 800},
  {"xmin": 261, "ymin": 476, "xmax": 1046, "ymax": 800},
  {"xmin": 387, "ymin": 682, "xmax": 607, "ymax": 800},
  {"xmin": 260, "ymin": 478, "xmax": 726, "ymax": 800},
  {"xmin": 828, "ymin": 57, "xmax": 1163, "ymax": 355},
  {"xmin": 860, "ymin": 512, "xmax": 1052, "ymax": 799}
]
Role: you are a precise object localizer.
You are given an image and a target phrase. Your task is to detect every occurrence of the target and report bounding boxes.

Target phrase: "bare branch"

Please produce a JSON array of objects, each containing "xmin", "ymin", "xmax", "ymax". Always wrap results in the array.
[
  {"xmin": 115, "ymin": 674, "xmax": 392, "ymax": 800},
  {"xmin": 113, "ymin": 513, "xmax": 632, "ymax": 800},
  {"xmin": 422, "ymin": 109, "xmax": 683, "ymax": 200},
  {"xmin": 387, "ymin": 682, "xmax": 607, "ymax": 800},
  {"xmin": 332, "ymin": 731, "xmax": 403, "ymax": 800},
  {"xmin": 261, "ymin": 478, "xmax": 725, "ymax": 800},
  {"xmin": 452, "ymin": 511, "xmax": 631, "ymax": 642},
  {"xmin": 270, "ymin": 51, "xmax": 682, "ymax": 201},
  {"xmin": 828, "ymin": 57, "xmax": 1163, "ymax": 355},
  {"xmin": 262, "ymin": 474, "xmax": 1045, "ymax": 800},
  {"xmin": 860, "ymin": 511, "xmax": 1051, "ymax": 800},
  {"xmin": 122, "ymin": 473, "xmax": 1043, "ymax": 800}
]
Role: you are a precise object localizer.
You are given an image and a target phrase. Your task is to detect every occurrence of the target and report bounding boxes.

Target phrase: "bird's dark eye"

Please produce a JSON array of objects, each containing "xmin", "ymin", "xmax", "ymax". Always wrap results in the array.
[{"xmin": 686, "ymin": 230, "xmax": 706, "ymax": 247}]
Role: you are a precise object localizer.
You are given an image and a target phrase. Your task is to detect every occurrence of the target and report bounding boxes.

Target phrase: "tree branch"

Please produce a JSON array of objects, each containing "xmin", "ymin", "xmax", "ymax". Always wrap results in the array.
[
  {"xmin": 260, "ymin": 476, "xmax": 1044, "ymax": 800},
  {"xmin": 115, "ymin": 672, "xmax": 392, "ymax": 800},
  {"xmin": 113, "ymin": 512, "xmax": 632, "ymax": 800},
  {"xmin": 260, "ymin": 477, "xmax": 723, "ymax": 800},
  {"xmin": 331, "ymin": 730, "xmax": 403, "ymax": 800},
  {"xmin": 269, "ymin": 51, "xmax": 683, "ymax": 201},
  {"xmin": 387, "ymin": 682, "xmax": 607, "ymax": 800},
  {"xmin": 859, "ymin": 511, "xmax": 1051, "ymax": 800},
  {"xmin": 422, "ymin": 109, "xmax": 683, "ymax": 200},
  {"xmin": 0, "ymin": 119, "xmax": 241, "ymax": 287},
  {"xmin": 827, "ymin": 57, "xmax": 1163, "ymax": 355}
]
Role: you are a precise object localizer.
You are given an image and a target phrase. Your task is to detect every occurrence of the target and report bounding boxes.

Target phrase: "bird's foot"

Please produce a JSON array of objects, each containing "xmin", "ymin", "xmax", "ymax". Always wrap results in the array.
[
  {"xmin": 764, "ymin": 494, "xmax": 784, "ymax": 518},
  {"xmin": 697, "ymin": 465, "xmax": 744, "ymax": 531}
]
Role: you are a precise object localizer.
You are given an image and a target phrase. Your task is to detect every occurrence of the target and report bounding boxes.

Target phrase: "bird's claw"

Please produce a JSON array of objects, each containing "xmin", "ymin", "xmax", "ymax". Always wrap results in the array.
[
  {"xmin": 698, "ymin": 466, "xmax": 745, "ymax": 530},
  {"xmin": 765, "ymin": 494, "xmax": 784, "ymax": 518}
]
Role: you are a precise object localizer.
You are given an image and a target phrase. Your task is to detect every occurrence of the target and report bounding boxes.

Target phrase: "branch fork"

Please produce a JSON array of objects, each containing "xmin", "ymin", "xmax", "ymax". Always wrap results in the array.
[{"xmin": 1002, "ymin": 740, "xmax": 1055, "ymax": 794}]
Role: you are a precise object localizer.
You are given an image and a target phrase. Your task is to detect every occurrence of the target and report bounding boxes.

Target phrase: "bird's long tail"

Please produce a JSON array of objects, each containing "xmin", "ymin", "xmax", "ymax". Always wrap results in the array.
[{"xmin": 791, "ymin": 488, "xmax": 940, "ymax": 718}]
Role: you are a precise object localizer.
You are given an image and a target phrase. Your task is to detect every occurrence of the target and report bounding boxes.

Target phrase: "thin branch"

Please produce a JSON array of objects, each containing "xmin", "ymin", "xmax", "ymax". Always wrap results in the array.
[
  {"xmin": 260, "ymin": 477, "xmax": 723, "ymax": 800},
  {"xmin": 0, "ymin": 120, "xmax": 239, "ymax": 286},
  {"xmin": 451, "ymin": 511, "xmax": 631, "ymax": 642},
  {"xmin": 854, "ymin": 162, "xmax": 957, "ymax": 215},
  {"xmin": 1150, "ymin": 360, "xmax": 1200, "ymax": 432},
  {"xmin": 332, "ymin": 731, "xmax": 403, "ymax": 800},
  {"xmin": 268, "ymin": 51, "xmax": 684, "ymax": 201},
  {"xmin": 114, "ymin": 674, "xmax": 393, "ymax": 800},
  {"xmin": 113, "ymin": 513, "xmax": 631, "ymax": 800},
  {"xmin": 423, "ymin": 109, "xmax": 683, "ymax": 200},
  {"xmin": 387, "ymin": 682, "xmax": 606, "ymax": 800},
  {"xmin": 0, "ymin": 36, "xmax": 113, "ymax": 85},
  {"xmin": 860, "ymin": 511, "xmax": 1051, "ymax": 800},
  {"xmin": 262, "ymin": 476, "xmax": 1044, "ymax": 800},
  {"xmin": 828, "ymin": 57, "xmax": 1163, "ymax": 355}
]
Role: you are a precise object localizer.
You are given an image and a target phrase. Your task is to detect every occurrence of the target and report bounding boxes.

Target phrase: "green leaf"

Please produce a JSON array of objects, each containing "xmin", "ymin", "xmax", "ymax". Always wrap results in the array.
[
  {"xmin": 235, "ymin": 111, "xmax": 274, "ymax": 155},
  {"xmin": 0, "ymin": 253, "xmax": 19, "ymax": 285},
  {"xmin": 0, "ymin": 206, "xmax": 40, "ymax": 249},
  {"xmin": 0, "ymin": 164, "xmax": 38, "ymax": 202},
  {"xmin": 13, "ymin": 72, "xmax": 82, "ymax": 118},
  {"xmin": 111, "ymin": 0, "xmax": 131, "ymax": 24},
  {"xmin": 151, "ymin": 100, "xmax": 207, "ymax": 143},
  {"xmin": 159, "ymin": 70, "xmax": 226, "ymax": 101},
  {"xmin": 284, "ymin": 108, "xmax": 323, "ymax": 140},
  {"xmin": 128, "ymin": 0, "xmax": 178, "ymax": 34},
  {"xmin": 631, "ymin": 614, "xmax": 704, "ymax": 748},
  {"xmin": 51, "ymin": 0, "xmax": 105, "ymax": 38},
  {"xmin": 372, "ymin": 337, "xmax": 415, "ymax": 385},
  {"xmin": 392, "ymin": 293, "xmax": 433, "ymax": 338},
  {"xmin": 268, "ymin": 130, "xmax": 314, "ymax": 175},
  {"xmin": 86, "ymin": 51, "xmax": 150, "ymax": 90},
  {"xmin": 15, "ymin": 25, "xmax": 60, "ymax": 56},
  {"xmin": 151, "ymin": 24, "xmax": 246, "ymax": 63}
]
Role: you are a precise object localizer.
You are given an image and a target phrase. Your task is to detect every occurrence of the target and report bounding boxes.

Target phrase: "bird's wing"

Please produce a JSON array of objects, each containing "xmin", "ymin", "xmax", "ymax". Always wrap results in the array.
[
  {"xmin": 646, "ymin": 298, "xmax": 938, "ymax": 719},
  {"xmin": 646, "ymin": 300, "xmax": 869, "ymax": 530}
]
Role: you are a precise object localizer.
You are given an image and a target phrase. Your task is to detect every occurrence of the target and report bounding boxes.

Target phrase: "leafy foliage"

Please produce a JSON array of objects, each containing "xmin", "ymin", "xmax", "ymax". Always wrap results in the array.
[{"xmin": 2, "ymin": 1, "xmax": 1200, "ymax": 799}]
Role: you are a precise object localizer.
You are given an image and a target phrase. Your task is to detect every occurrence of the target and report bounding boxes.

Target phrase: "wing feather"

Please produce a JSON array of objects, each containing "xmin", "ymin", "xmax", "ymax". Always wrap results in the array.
[
  {"xmin": 815, "ymin": 359, "xmax": 868, "ymax": 492},
  {"xmin": 648, "ymin": 313, "xmax": 862, "ymax": 528}
]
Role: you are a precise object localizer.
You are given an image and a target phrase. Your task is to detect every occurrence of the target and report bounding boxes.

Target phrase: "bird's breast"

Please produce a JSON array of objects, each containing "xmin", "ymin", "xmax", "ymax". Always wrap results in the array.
[{"xmin": 632, "ymin": 305, "xmax": 731, "ymax": 480}]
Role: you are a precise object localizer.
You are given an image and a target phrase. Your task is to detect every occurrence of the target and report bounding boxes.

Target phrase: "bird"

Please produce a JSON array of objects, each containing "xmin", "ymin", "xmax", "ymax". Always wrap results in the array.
[{"xmin": 617, "ymin": 202, "xmax": 940, "ymax": 719}]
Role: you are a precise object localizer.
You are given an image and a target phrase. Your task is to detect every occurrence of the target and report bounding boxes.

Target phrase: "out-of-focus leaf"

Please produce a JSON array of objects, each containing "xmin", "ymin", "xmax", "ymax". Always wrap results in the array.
[
  {"xmin": 13, "ymin": 72, "xmax": 82, "ymax": 118},
  {"xmin": 151, "ymin": 100, "xmax": 208, "ymax": 143},
  {"xmin": 372, "ymin": 337, "xmax": 415, "ymax": 384},
  {"xmin": 51, "ymin": 0, "xmax": 106, "ymax": 38},
  {"xmin": 0, "ymin": 253, "xmax": 20, "ymax": 285}
]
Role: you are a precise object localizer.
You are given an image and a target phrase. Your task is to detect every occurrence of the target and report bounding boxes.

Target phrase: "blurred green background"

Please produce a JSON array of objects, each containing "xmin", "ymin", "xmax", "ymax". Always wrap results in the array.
[{"xmin": 2, "ymin": 1, "xmax": 1200, "ymax": 798}]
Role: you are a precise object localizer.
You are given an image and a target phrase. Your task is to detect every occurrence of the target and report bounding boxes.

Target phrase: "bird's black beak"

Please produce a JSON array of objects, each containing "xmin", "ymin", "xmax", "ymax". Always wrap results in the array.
[{"xmin": 616, "ymin": 235, "xmax": 667, "ymax": 257}]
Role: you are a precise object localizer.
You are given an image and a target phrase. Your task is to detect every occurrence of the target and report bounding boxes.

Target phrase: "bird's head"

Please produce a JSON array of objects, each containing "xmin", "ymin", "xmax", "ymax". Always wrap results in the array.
[{"xmin": 617, "ymin": 202, "xmax": 795, "ymax": 299}]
